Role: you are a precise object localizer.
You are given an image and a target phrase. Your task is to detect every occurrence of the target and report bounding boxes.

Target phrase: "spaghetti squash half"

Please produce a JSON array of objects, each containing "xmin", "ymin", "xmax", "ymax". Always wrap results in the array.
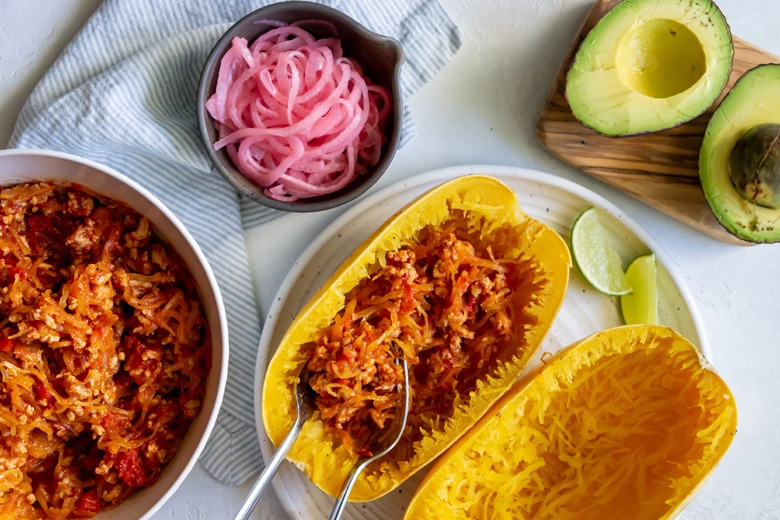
[
  {"xmin": 261, "ymin": 175, "xmax": 571, "ymax": 500},
  {"xmin": 404, "ymin": 324, "xmax": 738, "ymax": 520}
]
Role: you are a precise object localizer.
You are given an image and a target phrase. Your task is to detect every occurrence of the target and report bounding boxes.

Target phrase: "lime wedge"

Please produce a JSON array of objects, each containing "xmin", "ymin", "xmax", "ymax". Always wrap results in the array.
[
  {"xmin": 570, "ymin": 207, "xmax": 631, "ymax": 296},
  {"xmin": 621, "ymin": 253, "xmax": 658, "ymax": 325}
]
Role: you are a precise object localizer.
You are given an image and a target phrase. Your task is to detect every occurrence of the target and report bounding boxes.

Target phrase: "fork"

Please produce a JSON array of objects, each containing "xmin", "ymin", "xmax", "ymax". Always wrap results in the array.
[
  {"xmin": 327, "ymin": 356, "xmax": 411, "ymax": 520},
  {"xmin": 234, "ymin": 363, "xmax": 316, "ymax": 520}
]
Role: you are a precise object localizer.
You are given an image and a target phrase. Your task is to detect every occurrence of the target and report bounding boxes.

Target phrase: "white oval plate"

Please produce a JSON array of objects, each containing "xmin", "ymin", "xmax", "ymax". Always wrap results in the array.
[{"xmin": 253, "ymin": 165, "xmax": 708, "ymax": 520}]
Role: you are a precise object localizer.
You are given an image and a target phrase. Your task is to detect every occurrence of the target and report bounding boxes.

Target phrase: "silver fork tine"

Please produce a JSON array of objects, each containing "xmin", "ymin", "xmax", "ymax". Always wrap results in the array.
[{"xmin": 327, "ymin": 355, "xmax": 410, "ymax": 520}]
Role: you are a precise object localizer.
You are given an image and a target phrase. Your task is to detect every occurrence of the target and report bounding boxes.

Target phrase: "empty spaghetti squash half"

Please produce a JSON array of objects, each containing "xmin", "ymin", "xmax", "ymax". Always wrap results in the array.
[
  {"xmin": 261, "ymin": 175, "xmax": 571, "ymax": 500},
  {"xmin": 404, "ymin": 324, "xmax": 737, "ymax": 520}
]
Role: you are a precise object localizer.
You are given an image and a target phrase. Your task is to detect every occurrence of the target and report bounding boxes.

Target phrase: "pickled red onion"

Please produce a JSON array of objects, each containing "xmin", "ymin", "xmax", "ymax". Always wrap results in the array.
[{"xmin": 205, "ymin": 24, "xmax": 392, "ymax": 202}]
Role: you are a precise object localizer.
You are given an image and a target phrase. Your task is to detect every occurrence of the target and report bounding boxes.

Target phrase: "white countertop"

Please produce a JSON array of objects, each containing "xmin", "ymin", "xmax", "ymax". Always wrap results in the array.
[{"xmin": 2, "ymin": 1, "xmax": 779, "ymax": 519}]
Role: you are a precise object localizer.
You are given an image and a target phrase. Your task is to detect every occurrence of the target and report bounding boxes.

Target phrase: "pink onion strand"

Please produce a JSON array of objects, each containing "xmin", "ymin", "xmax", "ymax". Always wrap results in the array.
[{"xmin": 205, "ymin": 24, "xmax": 392, "ymax": 202}]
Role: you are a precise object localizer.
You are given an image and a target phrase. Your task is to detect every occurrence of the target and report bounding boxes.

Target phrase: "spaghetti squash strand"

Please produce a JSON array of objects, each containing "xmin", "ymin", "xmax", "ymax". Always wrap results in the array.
[{"xmin": 405, "ymin": 327, "xmax": 737, "ymax": 520}]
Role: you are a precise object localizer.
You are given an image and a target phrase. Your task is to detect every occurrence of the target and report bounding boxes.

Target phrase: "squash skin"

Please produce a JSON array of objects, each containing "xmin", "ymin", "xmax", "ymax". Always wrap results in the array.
[
  {"xmin": 261, "ymin": 175, "xmax": 571, "ymax": 500},
  {"xmin": 404, "ymin": 324, "xmax": 738, "ymax": 520}
]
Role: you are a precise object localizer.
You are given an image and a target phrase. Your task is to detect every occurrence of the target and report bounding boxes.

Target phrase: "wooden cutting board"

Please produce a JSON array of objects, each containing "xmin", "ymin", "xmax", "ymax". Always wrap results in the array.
[{"xmin": 537, "ymin": 0, "xmax": 780, "ymax": 245}]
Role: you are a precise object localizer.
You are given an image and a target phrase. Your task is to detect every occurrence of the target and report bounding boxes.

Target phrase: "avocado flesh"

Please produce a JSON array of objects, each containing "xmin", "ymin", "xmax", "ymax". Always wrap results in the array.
[
  {"xmin": 700, "ymin": 64, "xmax": 780, "ymax": 243},
  {"xmin": 565, "ymin": 0, "xmax": 733, "ymax": 137}
]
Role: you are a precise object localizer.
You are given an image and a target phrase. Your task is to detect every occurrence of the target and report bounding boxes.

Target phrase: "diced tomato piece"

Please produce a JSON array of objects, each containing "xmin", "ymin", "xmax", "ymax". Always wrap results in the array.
[
  {"xmin": 400, "ymin": 283, "xmax": 416, "ymax": 313},
  {"xmin": 8, "ymin": 266, "xmax": 27, "ymax": 281},
  {"xmin": 115, "ymin": 448, "xmax": 149, "ymax": 488},
  {"xmin": 74, "ymin": 489, "xmax": 101, "ymax": 516},
  {"xmin": 355, "ymin": 448, "xmax": 373, "ymax": 458},
  {"xmin": 33, "ymin": 380, "xmax": 55, "ymax": 406},
  {"xmin": 102, "ymin": 220, "xmax": 123, "ymax": 258},
  {"xmin": 100, "ymin": 411, "xmax": 132, "ymax": 434},
  {"xmin": 26, "ymin": 214, "xmax": 56, "ymax": 254},
  {"xmin": 0, "ymin": 338, "xmax": 13, "ymax": 352}
]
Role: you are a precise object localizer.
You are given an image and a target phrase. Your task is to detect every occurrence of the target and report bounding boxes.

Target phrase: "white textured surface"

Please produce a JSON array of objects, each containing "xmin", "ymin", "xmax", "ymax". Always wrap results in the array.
[{"xmin": 2, "ymin": 0, "xmax": 780, "ymax": 519}]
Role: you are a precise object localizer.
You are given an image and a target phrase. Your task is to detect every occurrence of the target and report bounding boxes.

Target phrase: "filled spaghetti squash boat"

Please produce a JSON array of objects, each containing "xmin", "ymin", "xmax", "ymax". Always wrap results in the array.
[
  {"xmin": 404, "ymin": 324, "xmax": 738, "ymax": 520},
  {"xmin": 261, "ymin": 175, "xmax": 571, "ymax": 500}
]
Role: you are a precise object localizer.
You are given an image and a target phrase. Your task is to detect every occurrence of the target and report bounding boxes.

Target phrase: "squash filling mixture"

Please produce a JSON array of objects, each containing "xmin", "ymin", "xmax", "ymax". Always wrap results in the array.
[
  {"xmin": 0, "ymin": 182, "xmax": 209, "ymax": 519},
  {"xmin": 306, "ymin": 215, "xmax": 525, "ymax": 458},
  {"xmin": 262, "ymin": 175, "xmax": 572, "ymax": 501}
]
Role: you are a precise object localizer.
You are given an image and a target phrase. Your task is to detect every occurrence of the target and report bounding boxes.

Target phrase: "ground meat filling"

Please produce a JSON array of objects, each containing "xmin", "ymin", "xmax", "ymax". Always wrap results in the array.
[
  {"xmin": 0, "ymin": 182, "xmax": 209, "ymax": 519},
  {"xmin": 307, "ymin": 221, "xmax": 519, "ymax": 456}
]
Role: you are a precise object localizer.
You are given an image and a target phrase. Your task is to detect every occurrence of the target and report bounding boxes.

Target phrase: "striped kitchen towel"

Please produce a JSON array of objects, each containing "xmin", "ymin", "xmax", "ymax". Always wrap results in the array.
[{"xmin": 10, "ymin": 0, "xmax": 461, "ymax": 485}]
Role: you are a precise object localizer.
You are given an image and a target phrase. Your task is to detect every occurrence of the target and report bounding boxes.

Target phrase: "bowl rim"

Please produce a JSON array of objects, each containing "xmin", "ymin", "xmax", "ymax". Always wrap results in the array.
[
  {"xmin": 196, "ymin": 1, "xmax": 405, "ymax": 212},
  {"xmin": 0, "ymin": 147, "xmax": 229, "ymax": 519}
]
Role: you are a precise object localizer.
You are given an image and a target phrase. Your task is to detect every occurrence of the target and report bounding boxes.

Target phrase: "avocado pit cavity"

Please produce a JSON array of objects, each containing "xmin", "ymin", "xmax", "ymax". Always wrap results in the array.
[
  {"xmin": 729, "ymin": 123, "xmax": 780, "ymax": 209},
  {"xmin": 616, "ymin": 19, "xmax": 706, "ymax": 99}
]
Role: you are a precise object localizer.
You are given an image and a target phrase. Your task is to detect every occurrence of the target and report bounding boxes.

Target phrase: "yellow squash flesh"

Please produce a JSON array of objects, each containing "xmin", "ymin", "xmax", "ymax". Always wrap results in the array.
[
  {"xmin": 404, "ymin": 324, "xmax": 738, "ymax": 520},
  {"xmin": 261, "ymin": 175, "xmax": 571, "ymax": 501}
]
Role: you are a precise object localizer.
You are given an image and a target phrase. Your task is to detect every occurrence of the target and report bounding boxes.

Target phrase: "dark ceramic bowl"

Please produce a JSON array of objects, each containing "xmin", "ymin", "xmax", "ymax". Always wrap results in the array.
[{"xmin": 197, "ymin": 2, "xmax": 404, "ymax": 212}]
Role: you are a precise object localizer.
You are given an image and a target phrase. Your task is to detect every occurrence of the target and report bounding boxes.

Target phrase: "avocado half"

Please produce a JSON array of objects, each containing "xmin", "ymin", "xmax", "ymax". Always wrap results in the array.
[
  {"xmin": 565, "ymin": 0, "xmax": 734, "ymax": 137},
  {"xmin": 700, "ymin": 64, "xmax": 780, "ymax": 243}
]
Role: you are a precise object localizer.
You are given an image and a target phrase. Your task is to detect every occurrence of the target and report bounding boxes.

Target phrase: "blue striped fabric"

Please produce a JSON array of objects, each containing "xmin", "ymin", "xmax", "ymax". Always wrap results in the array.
[{"xmin": 10, "ymin": 0, "xmax": 460, "ymax": 486}]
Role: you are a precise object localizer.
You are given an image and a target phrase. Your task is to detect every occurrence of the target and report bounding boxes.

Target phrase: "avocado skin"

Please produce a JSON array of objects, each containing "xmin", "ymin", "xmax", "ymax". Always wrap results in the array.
[{"xmin": 700, "ymin": 64, "xmax": 780, "ymax": 244}]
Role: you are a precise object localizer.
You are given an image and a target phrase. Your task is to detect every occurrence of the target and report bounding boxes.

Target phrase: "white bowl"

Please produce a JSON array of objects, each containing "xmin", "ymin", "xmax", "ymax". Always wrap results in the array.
[{"xmin": 0, "ymin": 148, "xmax": 228, "ymax": 520}]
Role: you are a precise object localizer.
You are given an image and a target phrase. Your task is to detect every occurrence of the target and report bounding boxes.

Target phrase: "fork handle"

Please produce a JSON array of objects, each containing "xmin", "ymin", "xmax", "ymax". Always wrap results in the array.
[
  {"xmin": 234, "ymin": 420, "xmax": 303, "ymax": 520},
  {"xmin": 328, "ymin": 458, "xmax": 370, "ymax": 520}
]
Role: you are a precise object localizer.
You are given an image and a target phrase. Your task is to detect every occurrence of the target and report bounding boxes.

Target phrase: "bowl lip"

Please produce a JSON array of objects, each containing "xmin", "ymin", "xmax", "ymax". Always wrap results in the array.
[
  {"xmin": 0, "ymin": 147, "xmax": 229, "ymax": 519},
  {"xmin": 196, "ymin": 1, "xmax": 405, "ymax": 212}
]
